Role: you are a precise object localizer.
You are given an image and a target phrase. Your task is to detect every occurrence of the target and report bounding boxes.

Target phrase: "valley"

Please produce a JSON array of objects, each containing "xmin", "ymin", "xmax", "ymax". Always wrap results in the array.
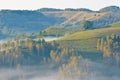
[{"xmin": 0, "ymin": 5, "xmax": 120, "ymax": 80}]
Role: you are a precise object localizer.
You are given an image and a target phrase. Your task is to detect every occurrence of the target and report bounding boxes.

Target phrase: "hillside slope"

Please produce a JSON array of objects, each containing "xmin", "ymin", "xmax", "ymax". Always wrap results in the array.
[
  {"xmin": 58, "ymin": 22, "xmax": 120, "ymax": 52},
  {"xmin": 0, "ymin": 10, "xmax": 58, "ymax": 35},
  {"xmin": 0, "ymin": 6, "xmax": 119, "ymax": 37},
  {"xmin": 41, "ymin": 6, "xmax": 120, "ymax": 29},
  {"xmin": 99, "ymin": 6, "xmax": 120, "ymax": 13},
  {"xmin": 107, "ymin": 21, "xmax": 120, "ymax": 27}
]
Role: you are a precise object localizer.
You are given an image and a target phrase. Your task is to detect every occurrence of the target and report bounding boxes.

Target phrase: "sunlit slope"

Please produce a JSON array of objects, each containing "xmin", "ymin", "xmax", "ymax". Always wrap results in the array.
[
  {"xmin": 42, "ymin": 10, "xmax": 120, "ymax": 29},
  {"xmin": 43, "ymin": 11, "xmax": 109, "ymax": 24},
  {"xmin": 61, "ymin": 28, "xmax": 120, "ymax": 40},
  {"xmin": 107, "ymin": 22, "xmax": 120, "ymax": 28},
  {"xmin": 59, "ymin": 23, "xmax": 120, "ymax": 52}
]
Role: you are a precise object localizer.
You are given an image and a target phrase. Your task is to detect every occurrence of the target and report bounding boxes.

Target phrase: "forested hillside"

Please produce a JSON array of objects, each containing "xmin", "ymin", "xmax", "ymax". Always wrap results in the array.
[
  {"xmin": 0, "ymin": 6, "xmax": 120, "ymax": 39},
  {"xmin": 0, "ymin": 10, "xmax": 62, "ymax": 36}
]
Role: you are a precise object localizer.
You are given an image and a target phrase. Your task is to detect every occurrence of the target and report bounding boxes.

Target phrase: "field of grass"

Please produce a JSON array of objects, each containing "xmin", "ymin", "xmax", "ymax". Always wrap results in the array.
[
  {"xmin": 107, "ymin": 21, "xmax": 120, "ymax": 28},
  {"xmin": 45, "ymin": 27, "xmax": 75, "ymax": 36},
  {"xmin": 58, "ymin": 22, "xmax": 120, "ymax": 53}
]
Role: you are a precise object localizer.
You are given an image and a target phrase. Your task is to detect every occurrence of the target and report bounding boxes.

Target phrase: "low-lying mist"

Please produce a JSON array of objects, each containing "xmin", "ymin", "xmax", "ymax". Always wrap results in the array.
[
  {"xmin": 0, "ymin": 66, "xmax": 57, "ymax": 80},
  {"xmin": 0, "ymin": 60, "xmax": 120, "ymax": 80}
]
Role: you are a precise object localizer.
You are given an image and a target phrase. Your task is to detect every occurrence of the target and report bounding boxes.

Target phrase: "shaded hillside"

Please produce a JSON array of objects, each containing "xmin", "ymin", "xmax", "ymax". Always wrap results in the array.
[
  {"xmin": 37, "ymin": 8, "xmax": 63, "ymax": 12},
  {"xmin": 64, "ymin": 8, "xmax": 93, "ymax": 12},
  {"xmin": 0, "ymin": 10, "xmax": 59, "ymax": 35},
  {"xmin": 99, "ymin": 6, "xmax": 120, "ymax": 13},
  {"xmin": 37, "ymin": 8, "xmax": 93, "ymax": 12}
]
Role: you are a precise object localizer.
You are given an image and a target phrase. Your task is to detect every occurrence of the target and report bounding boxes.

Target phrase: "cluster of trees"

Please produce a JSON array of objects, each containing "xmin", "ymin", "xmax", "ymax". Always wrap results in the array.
[
  {"xmin": 64, "ymin": 8, "xmax": 92, "ymax": 12},
  {"xmin": 62, "ymin": 20, "xmax": 93, "ymax": 30},
  {"xmin": 37, "ymin": 8, "xmax": 93, "ymax": 12},
  {"xmin": 37, "ymin": 8, "xmax": 63, "ymax": 12},
  {"xmin": 36, "ymin": 27, "xmax": 74, "ymax": 37},
  {"xmin": 81, "ymin": 20, "xmax": 93, "ymax": 30},
  {"xmin": 36, "ymin": 30, "xmax": 62, "ymax": 37},
  {"xmin": 0, "ymin": 38, "xmax": 92, "ymax": 80},
  {"xmin": 0, "ymin": 39, "xmax": 59, "ymax": 66},
  {"xmin": 49, "ymin": 46, "xmax": 91, "ymax": 80},
  {"xmin": 50, "ymin": 48, "xmax": 78, "ymax": 67},
  {"xmin": 57, "ymin": 56, "xmax": 82, "ymax": 80},
  {"xmin": 97, "ymin": 34, "xmax": 120, "ymax": 66},
  {"xmin": 0, "ymin": 38, "xmax": 85, "ymax": 68},
  {"xmin": 37, "ymin": 6, "xmax": 120, "ymax": 13},
  {"xmin": 57, "ymin": 56, "xmax": 89, "ymax": 80}
]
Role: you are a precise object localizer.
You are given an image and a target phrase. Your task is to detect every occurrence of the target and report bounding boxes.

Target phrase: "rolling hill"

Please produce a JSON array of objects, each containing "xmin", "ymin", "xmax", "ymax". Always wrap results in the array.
[
  {"xmin": 0, "ymin": 10, "xmax": 60, "ymax": 36},
  {"xmin": 0, "ymin": 6, "xmax": 120, "ymax": 38},
  {"xmin": 41, "ymin": 6, "xmax": 120, "ymax": 30},
  {"xmin": 99, "ymin": 6, "xmax": 120, "ymax": 13},
  {"xmin": 58, "ymin": 22, "xmax": 120, "ymax": 53},
  {"xmin": 107, "ymin": 21, "xmax": 120, "ymax": 27}
]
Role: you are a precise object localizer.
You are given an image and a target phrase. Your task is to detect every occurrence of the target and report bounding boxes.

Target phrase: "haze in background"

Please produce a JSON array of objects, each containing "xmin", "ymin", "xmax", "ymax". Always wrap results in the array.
[{"xmin": 0, "ymin": 0, "xmax": 119, "ymax": 10}]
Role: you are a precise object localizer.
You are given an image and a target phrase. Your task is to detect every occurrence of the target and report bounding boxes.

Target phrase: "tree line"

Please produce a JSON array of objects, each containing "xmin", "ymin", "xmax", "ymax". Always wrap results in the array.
[{"xmin": 97, "ymin": 34, "xmax": 120, "ymax": 66}]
